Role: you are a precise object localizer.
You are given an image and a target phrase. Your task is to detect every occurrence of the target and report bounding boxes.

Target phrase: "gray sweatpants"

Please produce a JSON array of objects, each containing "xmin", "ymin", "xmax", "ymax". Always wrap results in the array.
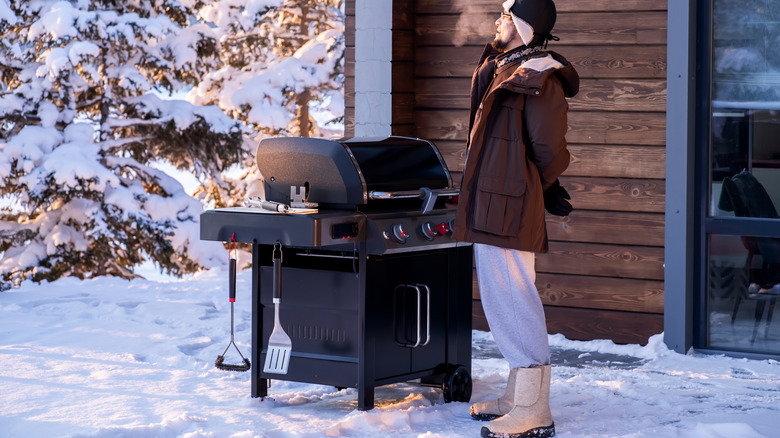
[{"xmin": 474, "ymin": 243, "xmax": 550, "ymax": 368}]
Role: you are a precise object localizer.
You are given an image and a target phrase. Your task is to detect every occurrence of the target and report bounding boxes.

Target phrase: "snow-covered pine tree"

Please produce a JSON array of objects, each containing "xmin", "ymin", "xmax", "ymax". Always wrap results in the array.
[
  {"xmin": 188, "ymin": 0, "xmax": 345, "ymax": 208},
  {"xmin": 276, "ymin": 0, "xmax": 345, "ymax": 137},
  {"xmin": 0, "ymin": 0, "xmax": 245, "ymax": 290}
]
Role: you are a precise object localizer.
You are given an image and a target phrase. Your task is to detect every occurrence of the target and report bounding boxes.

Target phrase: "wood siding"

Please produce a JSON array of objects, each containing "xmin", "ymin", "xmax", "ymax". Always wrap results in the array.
[
  {"xmin": 392, "ymin": 0, "xmax": 417, "ymax": 136},
  {"xmin": 344, "ymin": 3, "xmax": 354, "ymax": 137},
  {"xmin": 346, "ymin": 0, "xmax": 667, "ymax": 345}
]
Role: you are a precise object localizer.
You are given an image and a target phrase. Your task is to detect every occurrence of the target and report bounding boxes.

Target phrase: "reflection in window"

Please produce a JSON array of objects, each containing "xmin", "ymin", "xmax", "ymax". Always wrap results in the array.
[
  {"xmin": 707, "ymin": 1, "xmax": 780, "ymax": 355},
  {"xmin": 711, "ymin": 108, "xmax": 780, "ymax": 217},
  {"xmin": 709, "ymin": 234, "xmax": 780, "ymax": 354}
]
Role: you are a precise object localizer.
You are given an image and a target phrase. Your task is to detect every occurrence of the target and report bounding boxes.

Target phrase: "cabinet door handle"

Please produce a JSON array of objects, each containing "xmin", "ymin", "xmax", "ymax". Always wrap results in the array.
[
  {"xmin": 416, "ymin": 283, "xmax": 431, "ymax": 347},
  {"xmin": 410, "ymin": 284, "xmax": 422, "ymax": 348},
  {"xmin": 394, "ymin": 284, "xmax": 422, "ymax": 348},
  {"xmin": 393, "ymin": 283, "xmax": 431, "ymax": 348}
]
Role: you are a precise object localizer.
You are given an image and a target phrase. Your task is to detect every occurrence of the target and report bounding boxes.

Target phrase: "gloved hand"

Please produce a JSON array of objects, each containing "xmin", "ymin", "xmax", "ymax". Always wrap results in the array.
[{"xmin": 543, "ymin": 179, "xmax": 572, "ymax": 216}]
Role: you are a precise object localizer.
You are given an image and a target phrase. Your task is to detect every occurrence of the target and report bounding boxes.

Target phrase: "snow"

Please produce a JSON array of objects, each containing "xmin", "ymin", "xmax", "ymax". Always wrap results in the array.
[
  {"xmin": 31, "ymin": 139, "xmax": 117, "ymax": 191},
  {"xmin": 37, "ymin": 100, "xmax": 60, "ymax": 128},
  {"xmin": 0, "ymin": 0, "xmax": 17, "ymax": 25},
  {"xmin": 1, "ymin": 270, "xmax": 778, "ymax": 438},
  {"xmin": 3, "ymin": 125, "xmax": 61, "ymax": 163},
  {"xmin": 197, "ymin": 0, "xmax": 282, "ymax": 30},
  {"xmin": 123, "ymin": 94, "xmax": 241, "ymax": 135},
  {"xmin": 27, "ymin": 1, "xmax": 83, "ymax": 40},
  {"xmin": 66, "ymin": 41, "xmax": 100, "ymax": 68}
]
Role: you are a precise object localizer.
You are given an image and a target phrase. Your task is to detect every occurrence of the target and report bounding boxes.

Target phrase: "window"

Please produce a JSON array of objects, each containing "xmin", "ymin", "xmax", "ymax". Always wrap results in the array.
[{"xmin": 705, "ymin": 0, "xmax": 780, "ymax": 354}]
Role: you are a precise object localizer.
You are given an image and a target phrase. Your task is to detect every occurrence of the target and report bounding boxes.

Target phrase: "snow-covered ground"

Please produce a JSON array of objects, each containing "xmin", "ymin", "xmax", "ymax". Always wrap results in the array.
[{"xmin": 1, "ymin": 268, "xmax": 778, "ymax": 438}]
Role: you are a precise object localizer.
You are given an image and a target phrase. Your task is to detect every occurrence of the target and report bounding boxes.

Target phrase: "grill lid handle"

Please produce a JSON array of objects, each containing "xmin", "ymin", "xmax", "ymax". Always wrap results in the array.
[{"xmin": 368, "ymin": 187, "xmax": 459, "ymax": 215}]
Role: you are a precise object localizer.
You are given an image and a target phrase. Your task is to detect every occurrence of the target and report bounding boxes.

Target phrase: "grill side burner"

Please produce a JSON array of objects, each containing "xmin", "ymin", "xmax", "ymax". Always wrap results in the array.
[{"xmin": 200, "ymin": 136, "xmax": 473, "ymax": 410}]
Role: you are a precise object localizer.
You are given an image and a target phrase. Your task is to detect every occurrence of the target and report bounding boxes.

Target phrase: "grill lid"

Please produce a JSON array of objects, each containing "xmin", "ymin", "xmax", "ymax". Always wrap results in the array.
[{"xmin": 256, "ymin": 136, "xmax": 453, "ymax": 209}]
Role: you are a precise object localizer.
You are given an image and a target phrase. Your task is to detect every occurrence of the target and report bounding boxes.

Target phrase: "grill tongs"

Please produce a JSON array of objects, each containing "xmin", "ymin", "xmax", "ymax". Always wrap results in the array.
[{"xmin": 368, "ymin": 187, "xmax": 460, "ymax": 214}]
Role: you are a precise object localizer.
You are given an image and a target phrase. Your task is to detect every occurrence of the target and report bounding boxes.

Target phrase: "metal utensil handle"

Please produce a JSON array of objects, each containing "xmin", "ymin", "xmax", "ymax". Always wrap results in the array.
[
  {"xmin": 368, "ymin": 187, "xmax": 459, "ymax": 200},
  {"xmin": 272, "ymin": 242, "xmax": 282, "ymax": 302},
  {"xmin": 244, "ymin": 197, "xmax": 291, "ymax": 212}
]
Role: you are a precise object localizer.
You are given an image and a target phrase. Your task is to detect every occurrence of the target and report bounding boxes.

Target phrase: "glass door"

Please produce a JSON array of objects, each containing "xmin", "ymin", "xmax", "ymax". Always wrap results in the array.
[{"xmin": 704, "ymin": 0, "xmax": 780, "ymax": 355}]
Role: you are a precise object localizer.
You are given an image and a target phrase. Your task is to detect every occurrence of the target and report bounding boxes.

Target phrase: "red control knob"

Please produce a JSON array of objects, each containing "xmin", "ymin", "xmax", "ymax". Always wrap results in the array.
[{"xmin": 437, "ymin": 222, "xmax": 451, "ymax": 235}]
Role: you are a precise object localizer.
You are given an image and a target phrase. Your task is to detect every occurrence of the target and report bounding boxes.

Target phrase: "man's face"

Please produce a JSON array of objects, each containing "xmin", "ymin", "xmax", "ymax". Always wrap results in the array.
[{"xmin": 492, "ymin": 11, "xmax": 521, "ymax": 51}]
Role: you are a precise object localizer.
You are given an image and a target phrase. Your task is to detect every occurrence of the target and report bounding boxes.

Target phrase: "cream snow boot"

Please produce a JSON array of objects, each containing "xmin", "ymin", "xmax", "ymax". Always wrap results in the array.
[
  {"xmin": 470, "ymin": 367, "xmax": 519, "ymax": 420},
  {"xmin": 480, "ymin": 365, "xmax": 554, "ymax": 438}
]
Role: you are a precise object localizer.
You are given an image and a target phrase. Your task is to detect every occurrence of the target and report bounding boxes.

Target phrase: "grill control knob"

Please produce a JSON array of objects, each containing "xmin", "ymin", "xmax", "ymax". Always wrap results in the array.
[
  {"xmin": 420, "ymin": 222, "xmax": 438, "ymax": 240},
  {"xmin": 391, "ymin": 224, "xmax": 409, "ymax": 243},
  {"xmin": 437, "ymin": 221, "xmax": 451, "ymax": 235}
]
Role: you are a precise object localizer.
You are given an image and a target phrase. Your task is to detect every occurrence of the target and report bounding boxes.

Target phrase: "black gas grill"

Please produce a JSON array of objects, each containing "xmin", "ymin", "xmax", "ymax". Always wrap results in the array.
[{"xmin": 200, "ymin": 136, "xmax": 473, "ymax": 410}]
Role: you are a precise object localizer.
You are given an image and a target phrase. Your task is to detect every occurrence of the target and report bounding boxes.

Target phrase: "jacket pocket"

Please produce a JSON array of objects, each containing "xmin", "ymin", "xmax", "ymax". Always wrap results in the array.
[
  {"xmin": 472, "ymin": 176, "xmax": 526, "ymax": 236},
  {"xmin": 488, "ymin": 101, "xmax": 522, "ymax": 141}
]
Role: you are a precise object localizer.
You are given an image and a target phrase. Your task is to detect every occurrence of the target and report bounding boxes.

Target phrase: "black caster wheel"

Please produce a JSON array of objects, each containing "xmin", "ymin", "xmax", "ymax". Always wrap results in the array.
[{"xmin": 442, "ymin": 365, "xmax": 472, "ymax": 403}]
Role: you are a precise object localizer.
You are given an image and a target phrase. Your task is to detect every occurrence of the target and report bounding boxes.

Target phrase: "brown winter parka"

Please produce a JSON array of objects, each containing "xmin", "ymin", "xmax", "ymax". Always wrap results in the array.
[{"xmin": 452, "ymin": 44, "xmax": 580, "ymax": 253}]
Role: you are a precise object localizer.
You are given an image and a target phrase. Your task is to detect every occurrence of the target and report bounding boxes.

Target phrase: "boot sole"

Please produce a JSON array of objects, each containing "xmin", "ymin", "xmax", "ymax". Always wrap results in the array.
[
  {"xmin": 470, "ymin": 412, "xmax": 503, "ymax": 421},
  {"xmin": 480, "ymin": 423, "xmax": 555, "ymax": 438}
]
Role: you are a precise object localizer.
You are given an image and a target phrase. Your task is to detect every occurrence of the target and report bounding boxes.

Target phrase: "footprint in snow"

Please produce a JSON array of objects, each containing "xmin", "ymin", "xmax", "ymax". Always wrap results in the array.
[{"xmin": 177, "ymin": 336, "xmax": 214, "ymax": 356}]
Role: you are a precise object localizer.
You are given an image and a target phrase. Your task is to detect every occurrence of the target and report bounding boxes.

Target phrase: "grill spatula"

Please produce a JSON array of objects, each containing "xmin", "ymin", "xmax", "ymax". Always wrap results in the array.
[{"xmin": 263, "ymin": 242, "xmax": 292, "ymax": 374}]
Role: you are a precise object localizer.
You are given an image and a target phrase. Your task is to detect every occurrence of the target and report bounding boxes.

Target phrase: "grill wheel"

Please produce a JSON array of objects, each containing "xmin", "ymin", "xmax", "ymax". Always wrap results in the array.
[{"xmin": 442, "ymin": 364, "xmax": 472, "ymax": 403}]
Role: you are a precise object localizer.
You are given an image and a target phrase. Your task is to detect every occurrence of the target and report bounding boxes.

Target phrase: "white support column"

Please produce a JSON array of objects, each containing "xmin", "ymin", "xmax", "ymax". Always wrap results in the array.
[{"xmin": 354, "ymin": 0, "xmax": 392, "ymax": 137}]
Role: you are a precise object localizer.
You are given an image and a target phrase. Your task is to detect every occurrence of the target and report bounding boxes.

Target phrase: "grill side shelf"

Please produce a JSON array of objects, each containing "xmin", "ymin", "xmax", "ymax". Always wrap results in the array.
[{"xmin": 200, "ymin": 209, "xmax": 365, "ymax": 247}]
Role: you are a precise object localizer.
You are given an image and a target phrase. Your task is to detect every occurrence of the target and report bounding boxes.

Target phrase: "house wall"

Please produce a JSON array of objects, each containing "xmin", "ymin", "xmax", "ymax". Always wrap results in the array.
[{"xmin": 346, "ymin": 0, "xmax": 668, "ymax": 345}]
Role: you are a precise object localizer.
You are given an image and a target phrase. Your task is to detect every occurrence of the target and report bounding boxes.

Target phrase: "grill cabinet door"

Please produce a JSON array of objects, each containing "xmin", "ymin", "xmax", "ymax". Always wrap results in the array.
[
  {"xmin": 259, "ymin": 265, "xmax": 360, "ymax": 388},
  {"xmin": 367, "ymin": 251, "xmax": 448, "ymax": 380}
]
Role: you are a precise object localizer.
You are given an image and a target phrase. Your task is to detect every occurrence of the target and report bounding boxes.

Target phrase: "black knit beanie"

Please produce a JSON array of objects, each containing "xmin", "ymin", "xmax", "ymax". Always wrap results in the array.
[{"xmin": 503, "ymin": 0, "xmax": 557, "ymax": 46}]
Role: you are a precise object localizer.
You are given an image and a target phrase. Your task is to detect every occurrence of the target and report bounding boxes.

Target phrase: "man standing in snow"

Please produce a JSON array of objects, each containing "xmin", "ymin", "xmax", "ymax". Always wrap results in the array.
[{"xmin": 452, "ymin": 1, "xmax": 579, "ymax": 437}]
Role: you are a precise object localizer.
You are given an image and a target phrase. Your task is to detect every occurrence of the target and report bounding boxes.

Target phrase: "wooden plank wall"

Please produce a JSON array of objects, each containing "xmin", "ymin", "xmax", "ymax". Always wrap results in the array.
[
  {"xmin": 392, "ymin": 0, "xmax": 417, "ymax": 136},
  {"xmin": 413, "ymin": 0, "xmax": 668, "ymax": 345},
  {"xmin": 344, "ymin": 3, "xmax": 354, "ymax": 137},
  {"xmin": 344, "ymin": 0, "xmax": 667, "ymax": 344}
]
